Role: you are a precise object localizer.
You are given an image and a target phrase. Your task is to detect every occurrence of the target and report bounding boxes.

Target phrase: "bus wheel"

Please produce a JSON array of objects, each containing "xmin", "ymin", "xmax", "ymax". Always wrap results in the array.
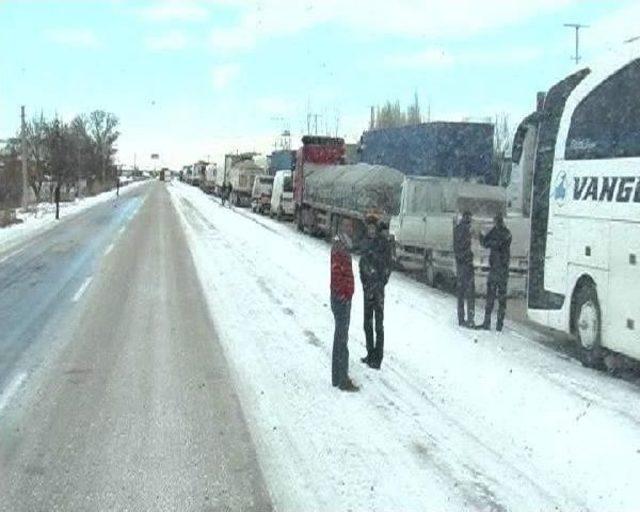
[{"xmin": 573, "ymin": 285, "xmax": 604, "ymax": 369}]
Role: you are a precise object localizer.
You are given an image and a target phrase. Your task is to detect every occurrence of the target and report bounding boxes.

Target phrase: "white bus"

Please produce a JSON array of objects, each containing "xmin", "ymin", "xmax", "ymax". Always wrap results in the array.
[{"xmin": 521, "ymin": 50, "xmax": 640, "ymax": 367}]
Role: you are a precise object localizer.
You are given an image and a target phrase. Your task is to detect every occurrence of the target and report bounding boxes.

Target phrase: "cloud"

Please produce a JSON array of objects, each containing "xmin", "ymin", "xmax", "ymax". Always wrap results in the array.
[
  {"xmin": 210, "ymin": 0, "xmax": 576, "ymax": 53},
  {"xmin": 255, "ymin": 96, "xmax": 297, "ymax": 116},
  {"xmin": 46, "ymin": 28, "xmax": 100, "ymax": 48},
  {"xmin": 385, "ymin": 45, "xmax": 543, "ymax": 70},
  {"xmin": 211, "ymin": 63, "xmax": 240, "ymax": 89},
  {"xmin": 586, "ymin": 2, "xmax": 640, "ymax": 54},
  {"xmin": 385, "ymin": 48, "xmax": 454, "ymax": 69},
  {"xmin": 140, "ymin": 0, "xmax": 208, "ymax": 22},
  {"xmin": 145, "ymin": 30, "xmax": 188, "ymax": 50}
]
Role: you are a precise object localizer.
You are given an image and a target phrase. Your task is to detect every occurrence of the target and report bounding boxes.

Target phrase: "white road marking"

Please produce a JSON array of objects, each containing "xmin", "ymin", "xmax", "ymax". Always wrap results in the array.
[
  {"xmin": 118, "ymin": 226, "xmax": 126, "ymax": 236},
  {"xmin": 0, "ymin": 247, "xmax": 25, "ymax": 265},
  {"xmin": 0, "ymin": 372, "xmax": 27, "ymax": 413},
  {"xmin": 72, "ymin": 276, "xmax": 93, "ymax": 303},
  {"xmin": 104, "ymin": 243, "xmax": 115, "ymax": 256}
]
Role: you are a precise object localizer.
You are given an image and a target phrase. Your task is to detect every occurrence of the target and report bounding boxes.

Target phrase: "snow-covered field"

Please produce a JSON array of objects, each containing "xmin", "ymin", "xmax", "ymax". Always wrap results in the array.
[
  {"xmin": 170, "ymin": 181, "xmax": 640, "ymax": 512},
  {"xmin": 0, "ymin": 179, "xmax": 148, "ymax": 255}
]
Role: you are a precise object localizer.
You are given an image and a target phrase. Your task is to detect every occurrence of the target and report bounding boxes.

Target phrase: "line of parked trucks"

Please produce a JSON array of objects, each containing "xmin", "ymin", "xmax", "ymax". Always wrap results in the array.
[
  {"xmin": 182, "ymin": 121, "xmax": 531, "ymax": 296},
  {"xmin": 180, "ymin": 47, "xmax": 640, "ymax": 368},
  {"xmin": 181, "ymin": 150, "xmax": 296, "ymax": 217}
]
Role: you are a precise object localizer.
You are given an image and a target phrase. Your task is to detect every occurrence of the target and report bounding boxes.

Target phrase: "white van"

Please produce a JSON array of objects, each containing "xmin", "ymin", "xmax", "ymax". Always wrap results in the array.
[
  {"xmin": 270, "ymin": 170, "xmax": 295, "ymax": 219},
  {"xmin": 251, "ymin": 175, "xmax": 274, "ymax": 214}
]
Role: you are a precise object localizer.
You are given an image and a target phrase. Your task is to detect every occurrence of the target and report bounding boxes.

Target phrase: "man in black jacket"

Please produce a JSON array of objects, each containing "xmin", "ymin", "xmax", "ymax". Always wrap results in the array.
[
  {"xmin": 454, "ymin": 211, "xmax": 475, "ymax": 328},
  {"xmin": 480, "ymin": 213, "xmax": 512, "ymax": 331},
  {"xmin": 359, "ymin": 215, "xmax": 392, "ymax": 369}
]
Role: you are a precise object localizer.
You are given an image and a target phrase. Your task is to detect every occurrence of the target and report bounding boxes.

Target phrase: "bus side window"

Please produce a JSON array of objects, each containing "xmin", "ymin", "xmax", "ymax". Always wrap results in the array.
[{"xmin": 566, "ymin": 58, "xmax": 640, "ymax": 160}]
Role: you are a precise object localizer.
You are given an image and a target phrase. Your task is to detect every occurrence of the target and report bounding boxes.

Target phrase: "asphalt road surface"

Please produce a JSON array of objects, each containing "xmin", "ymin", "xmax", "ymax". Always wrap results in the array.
[{"xmin": 0, "ymin": 182, "xmax": 272, "ymax": 511}]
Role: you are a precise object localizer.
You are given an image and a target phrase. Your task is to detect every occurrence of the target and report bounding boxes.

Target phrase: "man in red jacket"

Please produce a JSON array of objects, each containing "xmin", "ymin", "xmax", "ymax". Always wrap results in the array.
[{"xmin": 330, "ymin": 218, "xmax": 359, "ymax": 392}]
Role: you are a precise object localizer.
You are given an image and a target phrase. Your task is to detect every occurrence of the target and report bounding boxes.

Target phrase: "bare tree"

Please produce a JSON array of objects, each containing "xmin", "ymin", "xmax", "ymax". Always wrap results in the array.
[
  {"xmin": 375, "ymin": 95, "xmax": 422, "ymax": 129},
  {"xmin": 494, "ymin": 112, "xmax": 511, "ymax": 155},
  {"xmin": 25, "ymin": 112, "xmax": 48, "ymax": 202},
  {"xmin": 88, "ymin": 110, "xmax": 120, "ymax": 186},
  {"xmin": 406, "ymin": 91, "xmax": 422, "ymax": 125},
  {"xmin": 44, "ymin": 117, "xmax": 73, "ymax": 190}
]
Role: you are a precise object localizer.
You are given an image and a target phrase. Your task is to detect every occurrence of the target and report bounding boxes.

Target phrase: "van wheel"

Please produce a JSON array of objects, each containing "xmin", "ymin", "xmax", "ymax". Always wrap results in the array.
[{"xmin": 572, "ymin": 284, "xmax": 604, "ymax": 369}]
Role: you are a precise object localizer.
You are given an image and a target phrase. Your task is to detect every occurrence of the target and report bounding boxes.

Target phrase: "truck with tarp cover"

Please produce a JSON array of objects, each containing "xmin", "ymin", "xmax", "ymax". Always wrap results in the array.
[{"xmin": 294, "ymin": 136, "xmax": 404, "ymax": 247}]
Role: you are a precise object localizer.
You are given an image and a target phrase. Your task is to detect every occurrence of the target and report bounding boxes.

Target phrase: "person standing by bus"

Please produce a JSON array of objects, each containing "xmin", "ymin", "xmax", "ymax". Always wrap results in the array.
[
  {"xmin": 330, "ymin": 218, "xmax": 358, "ymax": 392},
  {"xmin": 479, "ymin": 213, "xmax": 512, "ymax": 332},
  {"xmin": 359, "ymin": 214, "xmax": 392, "ymax": 369},
  {"xmin": 454, "ymin": 211, "xmax": 475, "ymax": 328}
]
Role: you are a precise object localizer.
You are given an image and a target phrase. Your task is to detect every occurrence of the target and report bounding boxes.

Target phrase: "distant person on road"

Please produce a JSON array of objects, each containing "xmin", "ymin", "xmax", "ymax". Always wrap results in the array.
[
  {"xmin": 454, "ymin": 211, "xmax": 475, "ymax": 328},
  {"xmin": 54, "ymin": 183, "xmax": 61, "ymax": 220},
  {"xmin": 359, "ymin": 214, "xmax": 392, "ymax": 369},
  {"xmin": 116, "ymin": 176, "xmax": 120, "ymax": 197},
  {"xmin": 330, "ymin": 218, "xmax": 358, "ymax": 392},
  {"xmin": 221, "ymin": 182, "xmax": 229, "ymax": 206},
  {"xmin": 227, "ymin": 182, "xmax": 233, "ymax": 207},
  {"xmin": 479, "ymin": 212, "xmax": 512, "ymax": 332}
]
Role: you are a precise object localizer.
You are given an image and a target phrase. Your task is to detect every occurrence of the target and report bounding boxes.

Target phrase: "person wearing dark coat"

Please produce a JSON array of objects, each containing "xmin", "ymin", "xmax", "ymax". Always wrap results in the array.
[
  {"xmin": 359, "ymin": 215, "xmax": 392, "ymax": 369},
  {"xmin": 54, "ymin": 183, "xmax": 61, "ymax": 220},
  {"xmin": 454, "ymin": 211, "xmax": 475, "ymax": 327},
  {"xmin": 480, "ymin": 213, "xmax": 512, "ymax": 331}
]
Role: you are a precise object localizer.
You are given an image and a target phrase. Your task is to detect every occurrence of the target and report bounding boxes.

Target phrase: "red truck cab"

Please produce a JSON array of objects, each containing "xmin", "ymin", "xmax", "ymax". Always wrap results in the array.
[{"xmin": 293, "ymin": 136, "xmax": 345, "ymax": 230}]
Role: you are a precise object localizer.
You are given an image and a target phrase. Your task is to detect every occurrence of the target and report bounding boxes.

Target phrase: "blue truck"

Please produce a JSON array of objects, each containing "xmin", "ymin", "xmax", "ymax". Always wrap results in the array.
[{"xmin": 359, "ymin": 121, "xmax": 496, "ymax": 184}]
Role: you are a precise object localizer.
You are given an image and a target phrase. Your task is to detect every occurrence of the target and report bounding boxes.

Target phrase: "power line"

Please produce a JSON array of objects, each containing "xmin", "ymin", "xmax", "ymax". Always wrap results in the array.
[{"xmin": 564, "ymin": 23, "xmax": 589, "ymax": 65}]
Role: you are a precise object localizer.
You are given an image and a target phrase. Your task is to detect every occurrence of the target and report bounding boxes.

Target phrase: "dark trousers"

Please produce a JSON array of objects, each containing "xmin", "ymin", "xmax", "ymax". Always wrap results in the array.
[
  {"xmin": 456, "ymin": 263, "xmax": 475, "ymax": 325},
  {"xmin": 484, "ymin": 274, "xmax": 508, "ymax": 329},
  {"xmin": 363, "ymin": 288, "xmax": 384, "ymax": 366},
  {"xmin": 331, "ymin": 295, "xmax": 351, "ymax": 387}
]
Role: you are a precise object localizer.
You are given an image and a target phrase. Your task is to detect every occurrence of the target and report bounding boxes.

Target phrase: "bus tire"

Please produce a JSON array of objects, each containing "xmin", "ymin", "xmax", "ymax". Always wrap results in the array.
[{"xmin": 572, "ymin": 284, "xmax": 605, "ymax": 369}]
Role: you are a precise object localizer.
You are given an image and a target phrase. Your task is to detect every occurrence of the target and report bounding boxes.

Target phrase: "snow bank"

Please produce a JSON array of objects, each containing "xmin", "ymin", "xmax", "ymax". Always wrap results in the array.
[
  {"xmin": 170, "ymin": 181, "xmax": 640, "ymax": 512},
  {"xmin": 0, "ymin": 180, "xmax": 149, "ymax": 254}
]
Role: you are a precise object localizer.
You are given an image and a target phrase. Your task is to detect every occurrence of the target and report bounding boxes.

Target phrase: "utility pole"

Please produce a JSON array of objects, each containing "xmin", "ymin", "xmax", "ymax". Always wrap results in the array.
[
  {"xmin": 20, "ymin": 106, "xmax": 29, "ymax": 210},
  {"xmin": 564, "ymin": 23, "xmax": 588, "ymax": 65}
]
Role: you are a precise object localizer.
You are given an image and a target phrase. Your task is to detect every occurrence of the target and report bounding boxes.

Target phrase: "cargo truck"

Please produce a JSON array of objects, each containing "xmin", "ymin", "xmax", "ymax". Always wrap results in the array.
[
  {"xmin": 202, "ymin": 163, "xmax": 217, "ymax": 194},
  {"xmin": 227, "ymin": 157, "xmax": 264, "ymax": 207},
  {"xmin": 293, "ymin": 136, "xmax": 404, "ymax": 247}
]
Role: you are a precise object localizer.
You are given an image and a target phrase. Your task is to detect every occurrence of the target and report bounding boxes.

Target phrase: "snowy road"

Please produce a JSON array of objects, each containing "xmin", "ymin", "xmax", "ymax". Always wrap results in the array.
[
  {"xmin": 0, "ymin": 182, "xmax": 271, "ymax": 511},
  {"xmin": 171, "ymin": 181, "xmax": 640, "ymax": 512}
]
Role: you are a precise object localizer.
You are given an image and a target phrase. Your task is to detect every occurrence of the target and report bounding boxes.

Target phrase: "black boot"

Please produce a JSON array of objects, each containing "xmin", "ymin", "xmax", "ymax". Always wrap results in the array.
[{"xmin": 477, "ymin": 320, "xmax": 490, "ymax": 330}]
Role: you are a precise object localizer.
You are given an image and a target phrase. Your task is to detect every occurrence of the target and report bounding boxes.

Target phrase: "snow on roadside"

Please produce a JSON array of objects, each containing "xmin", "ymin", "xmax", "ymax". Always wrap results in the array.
[
  {"xmin": 0, "ymin": 180, "xmax": 149, "ymax": 254},
  {"xmin": 170, "ymin": 181, "xmax": 640, "ymax": 512}
]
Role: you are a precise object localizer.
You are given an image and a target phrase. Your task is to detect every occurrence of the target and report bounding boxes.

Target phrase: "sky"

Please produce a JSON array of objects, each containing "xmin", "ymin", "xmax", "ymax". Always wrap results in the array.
[{"xmin": 1, "ymin": 0, "xmax": 639, "ymax": 170}]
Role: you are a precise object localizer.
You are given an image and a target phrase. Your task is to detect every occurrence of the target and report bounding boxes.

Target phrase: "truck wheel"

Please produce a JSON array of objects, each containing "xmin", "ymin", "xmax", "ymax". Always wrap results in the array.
[{"xmin": 572, "ymin": 284, "xmax": 605, "ymax": 369}]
